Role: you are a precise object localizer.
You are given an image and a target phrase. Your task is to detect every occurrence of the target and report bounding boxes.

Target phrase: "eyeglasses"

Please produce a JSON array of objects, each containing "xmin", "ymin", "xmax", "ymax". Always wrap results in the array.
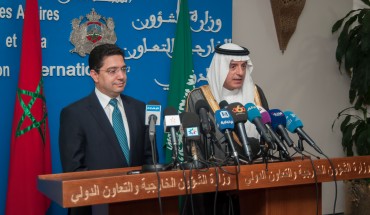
[{"xmin": 97, "ymin": 66, "xmax": 128, "ymax": 76}]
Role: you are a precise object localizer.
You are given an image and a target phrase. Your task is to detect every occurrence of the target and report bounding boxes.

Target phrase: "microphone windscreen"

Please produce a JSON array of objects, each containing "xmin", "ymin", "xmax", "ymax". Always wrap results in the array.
[
  {"xmin": 195, "ymin": 100, "xmax": 209, "ymax": 114},
  {"xmin": 181, "ymin": 112, "xmax": 201, "ymax": 140},
  {"xmin": 244, "ymin": 103, "xmax": 261, "ymax": 122},
  {"xmin": 227, "ymin": 102, "xmax": 247, "ymax": 123},
  {"xmin": 260, "ymin": 111, "xmax": 271, "ymax": 124},
  {"xmin": 268, "ymin": 109, "xmax": 286, "ymax": 131},
  {"xmin": 179, "ymin": 112, "xmax": 186, "ymax": 122},
  {"xmin": 219, "ymin": 100, "xmax": 229, "ymax": 109},
  {"xmin": 181, "ymin": 112, "xmax": 200, "ymax": 128},
  {"xmin": 284, "ymin": 110, "xmax": 304, "ymax": 133},
  {"xmin": 148, "ymin": 100, "xmax": 160, "ymax": 105},
  {"xmin": 215, "ymin": 109, "xmax": 234, "ymax": 132},
  {"xmin": 164, "ymin": 106, "xmax": 177, "ymax": 116}
]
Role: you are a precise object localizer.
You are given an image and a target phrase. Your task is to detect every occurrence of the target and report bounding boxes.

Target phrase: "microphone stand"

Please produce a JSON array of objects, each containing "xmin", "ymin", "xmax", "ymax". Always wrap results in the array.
[
  {"xmin": 142, "ymin": 133, "xmax": 168, "ymax": 172},
  {"xmin": 206, "ymin": 133, "xmax": 224, "ymax": 166},
  {"xmin": 167, "ymin": 128, "xmax": 182, "ymax": 170},
  {"xmin": 180, "ymin": 140, "xmax": 206, "ymax": 170},
  {"xmin": 200, "ymin": 133, "xmax": 210, "ymax": 161},
  {"xmin": 297, "ymin": 137, "xmax": 321, "ymax": 159},
  {"xmin": 268, "ymin": 137, "xmax": 291, "ymax": 162}
]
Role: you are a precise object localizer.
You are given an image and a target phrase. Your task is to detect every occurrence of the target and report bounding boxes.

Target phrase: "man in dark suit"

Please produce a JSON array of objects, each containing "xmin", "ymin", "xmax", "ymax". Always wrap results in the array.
[{"xmin": 59, "ymin": 43, "xmax": 152, "ymax": 215}]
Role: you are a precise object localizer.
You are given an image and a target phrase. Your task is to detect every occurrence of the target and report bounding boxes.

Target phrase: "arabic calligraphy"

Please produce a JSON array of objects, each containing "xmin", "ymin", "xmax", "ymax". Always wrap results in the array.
[
  {"xmin": 132, "ymin": 11, "xmax": 177, "ymax": 30},
  {"xmin": 124, "ymin": 38, "xmax": 226, "ymax": 60},
  {"xmin": 70, "ymin": 171, "xmax": 232, "ymax": 204},
  {"xmin": 243, "ymin": 161, "xmax": 370, "ymax": 186},
  {"xmin": 190, "ymin": 10, "xmax": 222, "ymax": 33},
  {"xmin": 131, "ymin": 10, "xmax": 222, "ymax": 33}
]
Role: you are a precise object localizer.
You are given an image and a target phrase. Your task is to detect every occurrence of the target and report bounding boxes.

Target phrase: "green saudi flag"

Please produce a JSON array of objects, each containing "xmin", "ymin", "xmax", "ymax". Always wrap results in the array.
[{"xmin": 164, "ymin": 0, "xmax": 195, "ymax": 163}]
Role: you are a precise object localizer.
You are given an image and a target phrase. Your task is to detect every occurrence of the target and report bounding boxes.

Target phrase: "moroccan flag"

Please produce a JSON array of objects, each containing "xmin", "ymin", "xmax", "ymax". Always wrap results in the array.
[
  {"xmin": 5, "ymin": 0, "xmax": 52, "ymax": 214},
  {"xmin": 164, "ymin": 0, "xmax": 195, "ymax": 163}
]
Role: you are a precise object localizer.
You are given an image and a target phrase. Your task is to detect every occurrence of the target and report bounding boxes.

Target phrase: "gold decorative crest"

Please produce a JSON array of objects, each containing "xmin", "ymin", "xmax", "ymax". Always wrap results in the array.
[{"xmin": 69, "ymin": 8, "xmax": 117, "ymax": 57}]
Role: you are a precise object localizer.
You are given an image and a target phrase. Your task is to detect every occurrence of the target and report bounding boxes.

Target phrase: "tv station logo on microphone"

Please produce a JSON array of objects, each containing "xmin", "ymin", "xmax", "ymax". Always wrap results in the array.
[
  {"xmin": 186, "ymin": 127, "xmax": 200, "ymax": 137},
  {"xmin": 231, "ymin": 105, "xmax": 246, "ymax": 114},
  {"xmin": 270, "ymin": 111, "xmax": 283, "ymax": 117},
  {"xmin": 145, "ymin": 105, "xmax": 161, "ymax": 125},
  {"xmin": 146, "ymin": 105, "xmax": 161, "ymax": 112},
  {"xmin": 246, "ymin": 104, "xmax": 257, "ymax": 112},
  {"xmin": 220, "ymin": 110, "xmax": 230, "ymax": 118}
]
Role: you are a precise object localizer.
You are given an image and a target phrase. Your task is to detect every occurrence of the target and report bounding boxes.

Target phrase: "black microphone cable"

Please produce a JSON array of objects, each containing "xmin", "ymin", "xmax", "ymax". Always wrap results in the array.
[
  {"xmin": 180, "ymin": 166, "xmax": 190, "ymax": 215},
  {"xmin": 185, "ymin": 160, "xmax": 211, "ymax": 215},
  {"xmin": 308, "ymin": 154, "xmax": 320, "ymax": 215},
  {"xmin": 292, "ymin": 136, "xmax": 337, "ymax": 215},
  {"xmin": 152, "ymin": 137, "xmax": 163, "ymax": 215},
  {"xmin": 310, "ymin": 144, "xmax": 337, "ymax": 215},
  {"xmin": 213, "ymin": 166, "xmax": 219, "ymax": 215},
  {"xmin": 291, "ymin": 143, "xmax": 321, "ymax": 215},
  {"xmin": 189, "ymin": 164, "xmax": 195, "ymax": 215},
  {"xmin": 298, "ymin": 135, "xmax": 338, "ymax": 215},
  {"xmin": 202, "ymin": 133, "xmax": 220, "ymax": 168},
  {"xmin": 180, "ymin": 152, "xmax": 211, "ymax": 215}
]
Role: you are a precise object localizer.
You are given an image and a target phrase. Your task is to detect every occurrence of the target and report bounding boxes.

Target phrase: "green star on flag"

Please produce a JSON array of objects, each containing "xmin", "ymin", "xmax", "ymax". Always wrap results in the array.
[{"xmin": 16, "ymin": 80, "xmax": 48, "ymax": 143}]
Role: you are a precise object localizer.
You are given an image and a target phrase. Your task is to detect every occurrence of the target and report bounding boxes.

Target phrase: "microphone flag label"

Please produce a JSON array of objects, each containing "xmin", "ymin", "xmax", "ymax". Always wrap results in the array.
[
  {"xmin": 164, "ymin": 115, "xmax": 181, "ymax": 132},
  {"xmin": 145, "ymin": 105, "xmax": 161, "ymax": 125}
]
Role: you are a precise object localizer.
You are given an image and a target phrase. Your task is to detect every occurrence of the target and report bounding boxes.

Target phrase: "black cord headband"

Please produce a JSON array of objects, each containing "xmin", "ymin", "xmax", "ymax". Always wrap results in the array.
[{"xmin": 215, "ymin": 44, "xmax": 250, "ymax": 56}]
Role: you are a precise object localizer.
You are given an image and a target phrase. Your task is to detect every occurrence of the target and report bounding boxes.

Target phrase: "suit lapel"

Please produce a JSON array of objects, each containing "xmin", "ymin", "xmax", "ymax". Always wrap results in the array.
[{"xmin": 121, "ymin": 95, "xmax": 136, "ymax": 151}]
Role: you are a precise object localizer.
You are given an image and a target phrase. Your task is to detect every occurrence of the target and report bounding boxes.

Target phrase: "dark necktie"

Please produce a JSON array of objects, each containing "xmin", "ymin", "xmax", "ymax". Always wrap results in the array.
[{"xmin": 109, "ymin": 98, "xmax": 130, "ymax": 164}]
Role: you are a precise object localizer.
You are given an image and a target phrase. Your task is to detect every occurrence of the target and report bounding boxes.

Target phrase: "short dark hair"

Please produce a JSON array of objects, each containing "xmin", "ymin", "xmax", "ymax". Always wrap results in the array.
[{"xmin": 89, "ymin": 43, "xmax": 125, "ymax": 73}]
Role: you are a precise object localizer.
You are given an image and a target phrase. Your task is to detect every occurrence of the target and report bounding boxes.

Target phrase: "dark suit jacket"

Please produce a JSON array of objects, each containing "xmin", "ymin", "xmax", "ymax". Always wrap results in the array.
[
  {"xmin": 59, "ymin": 92, "xmax": 153, "ymax": 215},
  {"xmin": 59, "ymin": 91, "xmax": 152, "ymax": 172}
]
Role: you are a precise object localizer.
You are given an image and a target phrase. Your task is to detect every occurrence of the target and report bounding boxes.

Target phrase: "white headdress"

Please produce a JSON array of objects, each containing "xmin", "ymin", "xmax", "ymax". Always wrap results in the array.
[{"xmin": 207, "ymin": 43, "xmax": 259, "ymax": 138}]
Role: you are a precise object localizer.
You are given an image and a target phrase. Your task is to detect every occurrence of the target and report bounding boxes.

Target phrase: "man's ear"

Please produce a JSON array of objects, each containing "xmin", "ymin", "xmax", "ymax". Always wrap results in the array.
[{"xmin": 90, "ymin": 70, "xmax": 99, "ymax": 83}]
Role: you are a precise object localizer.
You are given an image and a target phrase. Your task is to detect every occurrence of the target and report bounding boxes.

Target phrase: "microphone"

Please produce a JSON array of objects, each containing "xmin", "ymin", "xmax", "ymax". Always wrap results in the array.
[
  {"xmin": 284, "ymin": 110, "xmax": 323, "ymax": 154},
  {"xmin": 219, "ymin": 100, "xmax": 229, "ymax": 109},
  {"xmin": 258, "ymin": 106, "xmax": 291, "ymax": 159},
  {"xmin": 244, "ymin": 103, "xmax": 274, "ymax": 149},
  {"xmin": 142, "ymin": 101, "xmax": 165, "ymax": 172},
  {"xmin": 145, "ymin": 100, "xmax": 161, "ymax": 142},
  {"xmin": 164, "ymin": 107, "xmax": 181, "ymax": 162},
  {"xmin": 268, "ymin": 109, "xmax": 295, "ymax": 148},
  {"xmin": 226, "ymin": 102, "xmax": 254, "ymax": 162},
  {"xmin": 181, "ymin": 112, "xmax": 203, "ymax": 168},
  {"xmin": 214, "ymin": 109, "xmax": 239, "ymax": 163},
  {"xmin": 195, "ymin": 100, "xmax": 217, "ymax": 160},
  {"xmin": 195, "ymin": 100, "xmax": 212, "ymax": 135}
]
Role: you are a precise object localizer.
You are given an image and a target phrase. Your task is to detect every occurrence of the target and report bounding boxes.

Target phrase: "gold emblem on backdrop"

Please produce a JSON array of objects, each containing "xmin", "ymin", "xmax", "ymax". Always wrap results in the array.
[{"xmin": 69, "ymin": 8, "xmax": 117, "ymax": 57}]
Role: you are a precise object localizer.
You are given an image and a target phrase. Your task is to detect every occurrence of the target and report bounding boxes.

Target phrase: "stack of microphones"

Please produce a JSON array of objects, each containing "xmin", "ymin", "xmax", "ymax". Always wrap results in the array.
[{"xmin": 143, "ymin": 99, "xmax": 324, "ymax": 170}]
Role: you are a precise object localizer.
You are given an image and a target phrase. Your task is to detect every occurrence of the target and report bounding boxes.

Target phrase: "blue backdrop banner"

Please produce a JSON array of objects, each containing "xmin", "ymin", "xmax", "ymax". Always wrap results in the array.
[{"xmin": 0, "ymin": 1, "xmax": 231, "ymax": 214}]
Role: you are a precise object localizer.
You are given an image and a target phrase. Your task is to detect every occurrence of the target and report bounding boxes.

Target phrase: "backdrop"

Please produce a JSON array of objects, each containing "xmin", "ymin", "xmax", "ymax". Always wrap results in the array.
[{"xmin": 0, "ymin": 0, "xmax": 231, "ymax": 214}]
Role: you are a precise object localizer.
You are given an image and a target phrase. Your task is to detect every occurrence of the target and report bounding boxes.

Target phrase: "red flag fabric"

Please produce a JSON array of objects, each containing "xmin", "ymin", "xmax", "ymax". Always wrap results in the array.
[{"xmin": 5, "ymin": 0, "xmax": 52, "ymax": 214}]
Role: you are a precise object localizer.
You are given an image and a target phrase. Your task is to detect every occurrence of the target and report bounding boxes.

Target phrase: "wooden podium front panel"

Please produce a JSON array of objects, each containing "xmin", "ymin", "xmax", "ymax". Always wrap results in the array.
[
  {"xmin": 237, "ymin": 156, "xmax": 370, "ymax": 190},
  {"xmin": 38, "ymin": 166, "xmax": 238, "ymax": 208},
  {"xmin": 239, "ymin": 184, "xmax": 322, "ymax": 215},
  {"xmin": 38, "ymin": 156, "xmax": 370, "ymax": 214},
  {"xmin": 109, "ymin": 196, "xmax": 179, "ymax": 215}
]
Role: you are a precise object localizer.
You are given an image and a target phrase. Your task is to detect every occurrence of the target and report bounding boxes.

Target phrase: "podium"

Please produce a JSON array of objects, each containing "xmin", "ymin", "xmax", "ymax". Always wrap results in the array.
[{"xmin": 38, "ymin": 156, "xmax": 370, "ymax": 215}]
